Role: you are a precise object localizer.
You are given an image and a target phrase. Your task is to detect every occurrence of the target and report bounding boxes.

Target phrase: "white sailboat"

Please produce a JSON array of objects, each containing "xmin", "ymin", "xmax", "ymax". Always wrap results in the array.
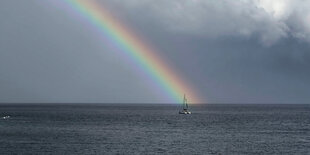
[{"xmin": 179, "ymin": 94, "xmax": 191, "ymax": 114}]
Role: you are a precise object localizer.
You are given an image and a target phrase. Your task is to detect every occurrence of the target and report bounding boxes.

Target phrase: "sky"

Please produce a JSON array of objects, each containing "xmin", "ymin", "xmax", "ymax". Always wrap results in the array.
[{"xmin": 0, "ymin": 0, "xmax": 310, "ymax": 103}]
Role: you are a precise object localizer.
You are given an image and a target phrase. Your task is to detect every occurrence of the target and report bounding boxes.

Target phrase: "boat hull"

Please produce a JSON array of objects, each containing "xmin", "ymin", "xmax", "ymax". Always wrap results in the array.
[{"xmin": 179, "ymin": 111, "xmax": 191, "ymax": 114}]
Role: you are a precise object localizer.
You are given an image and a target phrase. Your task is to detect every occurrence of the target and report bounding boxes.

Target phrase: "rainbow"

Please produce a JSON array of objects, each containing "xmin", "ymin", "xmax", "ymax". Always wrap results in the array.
[{"xmin": 59, "ymin": 0, "xmax": 200, "ymax": 103}]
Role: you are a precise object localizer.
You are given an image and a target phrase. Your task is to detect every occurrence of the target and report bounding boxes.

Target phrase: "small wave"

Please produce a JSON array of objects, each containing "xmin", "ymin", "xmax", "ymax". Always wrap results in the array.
[{"xmin": 299, "ymin": 138, "xmax": 310, "ymax": 143}]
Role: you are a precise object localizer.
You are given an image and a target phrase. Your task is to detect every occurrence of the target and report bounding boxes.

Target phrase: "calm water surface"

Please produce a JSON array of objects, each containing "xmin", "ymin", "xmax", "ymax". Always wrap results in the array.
[{"xmin": 0, "ymin": 104, "xmax": 309, "ymax": 154}]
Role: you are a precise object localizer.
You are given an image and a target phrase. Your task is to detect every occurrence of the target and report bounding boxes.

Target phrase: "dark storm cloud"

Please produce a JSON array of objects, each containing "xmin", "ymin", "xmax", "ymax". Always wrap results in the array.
[
  {"xmin": 0, "ymin": 0, "xmax": 310, "ymax": 103},
  {"xmin": 108, "ymin": 0, "xmax": 310, "ymax": 45}
]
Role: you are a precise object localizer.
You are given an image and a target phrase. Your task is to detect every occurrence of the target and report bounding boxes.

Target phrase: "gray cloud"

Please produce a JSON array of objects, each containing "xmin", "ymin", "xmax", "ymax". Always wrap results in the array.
[{"xmin": 109, "ymin": 0, "xmax": 310, "ymax": 46}]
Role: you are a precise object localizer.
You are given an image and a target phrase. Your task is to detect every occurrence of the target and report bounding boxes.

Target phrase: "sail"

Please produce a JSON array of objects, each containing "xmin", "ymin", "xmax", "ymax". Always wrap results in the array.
[
  {"xmin": 185, "ymin": 98, "xmax": 188, "ymax": 109},
  {"xmin": 183, "ymin": 94, "xmax": 188, "ymax": 110}
]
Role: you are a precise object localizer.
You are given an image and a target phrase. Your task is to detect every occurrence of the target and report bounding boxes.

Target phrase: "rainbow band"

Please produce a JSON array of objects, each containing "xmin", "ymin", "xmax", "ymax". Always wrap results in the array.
[{"xmin": 63, "ymin": 0, "xmax": 200, "ymax": 103}]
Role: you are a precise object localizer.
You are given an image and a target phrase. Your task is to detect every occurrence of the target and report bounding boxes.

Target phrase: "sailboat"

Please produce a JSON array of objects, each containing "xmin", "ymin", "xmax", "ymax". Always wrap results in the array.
[
  {"xmin": 179, "ymin": 94, "xmax": 191, "ymax": 114},
  {"xmin": 2, "ymin": 116, "xmax": 10, "ymax": 119}
]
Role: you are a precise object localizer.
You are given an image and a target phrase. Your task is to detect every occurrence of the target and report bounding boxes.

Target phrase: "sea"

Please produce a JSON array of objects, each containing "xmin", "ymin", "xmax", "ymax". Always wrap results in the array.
[{"xmin": 0, "ymin": 104, "xmax": 309, "ymax": 154}]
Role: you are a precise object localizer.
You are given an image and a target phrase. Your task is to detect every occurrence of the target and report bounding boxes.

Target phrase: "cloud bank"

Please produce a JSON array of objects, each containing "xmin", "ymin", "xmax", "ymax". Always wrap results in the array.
[{"xmin": 110, "ymin": 0, "xmax": 310, "ymax": 46}]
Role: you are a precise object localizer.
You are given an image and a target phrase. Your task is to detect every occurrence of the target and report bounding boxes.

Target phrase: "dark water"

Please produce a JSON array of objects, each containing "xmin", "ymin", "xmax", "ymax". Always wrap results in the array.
[{"xmin": 0, "ymin": 104, "xmax": 309, "ymax": 154}]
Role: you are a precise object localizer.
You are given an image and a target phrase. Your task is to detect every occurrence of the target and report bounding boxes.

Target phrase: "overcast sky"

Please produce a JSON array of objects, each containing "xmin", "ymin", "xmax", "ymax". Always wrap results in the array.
[{"xmin": 1, "ymin": 0, "xmax": 310, "ymax": 103}]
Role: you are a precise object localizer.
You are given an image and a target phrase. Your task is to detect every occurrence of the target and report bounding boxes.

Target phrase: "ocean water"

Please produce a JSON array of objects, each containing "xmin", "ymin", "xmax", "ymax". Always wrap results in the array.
[{"xmin": 0, "ymin": 104, "xmax": 309, "ymax": 154}]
